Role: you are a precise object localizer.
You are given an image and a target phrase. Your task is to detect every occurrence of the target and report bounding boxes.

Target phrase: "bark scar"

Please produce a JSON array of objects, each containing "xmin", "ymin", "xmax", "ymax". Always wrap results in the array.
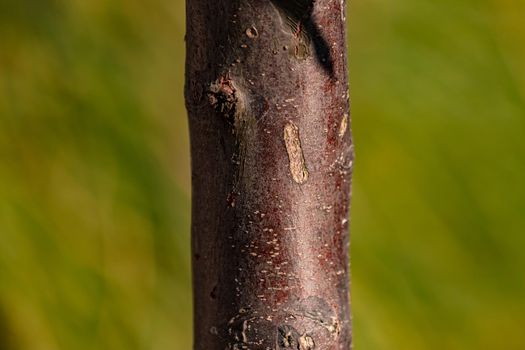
[{"xmin": 284, "ymin": 121, "xmax": 309, "ymax": 184}]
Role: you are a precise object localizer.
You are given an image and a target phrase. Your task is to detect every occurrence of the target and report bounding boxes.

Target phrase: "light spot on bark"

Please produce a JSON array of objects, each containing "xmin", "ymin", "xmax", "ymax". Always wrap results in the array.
[
  {"xmin": 326, "ymin": 318, "xmax": 341, "ymax": 337},
  {"xmin": 243, "ymin": 319, "xmax": 253, "ymax": 343},
  {"xmin": 284, "ymin": 121, "xmax": 309, "ymax": 184},
  {"xmin": 298, "ymin": 334, "xmax": 315, "ymax": 349},
  {"xmin": 339, "ymin": 113, "xmax": 348, "ymax": 138},
  {"xmin": 246, "ymin": 26, "xmax": 258, "ymax": 39}
]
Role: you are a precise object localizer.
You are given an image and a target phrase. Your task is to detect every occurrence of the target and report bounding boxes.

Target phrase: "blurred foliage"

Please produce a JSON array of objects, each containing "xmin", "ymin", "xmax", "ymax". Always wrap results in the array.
[{"xmin": 0, "ymin": 0, "xmax": 524, "ymax": 349}]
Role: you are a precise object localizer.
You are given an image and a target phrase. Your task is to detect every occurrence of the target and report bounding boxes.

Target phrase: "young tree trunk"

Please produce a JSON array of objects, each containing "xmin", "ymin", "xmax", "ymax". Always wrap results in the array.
[{"xmin": 185, "ymin": 1, "xmax": 353, "ymax": 349}]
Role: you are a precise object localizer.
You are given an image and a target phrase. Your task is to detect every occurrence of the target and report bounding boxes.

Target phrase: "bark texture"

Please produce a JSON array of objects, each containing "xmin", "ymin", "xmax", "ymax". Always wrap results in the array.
[{"xmin": 185, "ymin": 1, "xmax": 353, "ymax": 349}]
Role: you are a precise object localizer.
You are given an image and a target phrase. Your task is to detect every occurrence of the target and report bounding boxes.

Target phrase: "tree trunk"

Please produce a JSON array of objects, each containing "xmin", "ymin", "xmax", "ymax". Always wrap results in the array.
[{"xmin": 185, "ymin": 1, "xmax": 353, "ymax": 349}]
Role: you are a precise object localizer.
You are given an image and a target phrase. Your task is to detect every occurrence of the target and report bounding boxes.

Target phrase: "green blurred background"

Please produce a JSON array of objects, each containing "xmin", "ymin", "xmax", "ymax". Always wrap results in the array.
[{"xmin": 0, "ymin": 0, "xmax": 524, "ymax": 349}]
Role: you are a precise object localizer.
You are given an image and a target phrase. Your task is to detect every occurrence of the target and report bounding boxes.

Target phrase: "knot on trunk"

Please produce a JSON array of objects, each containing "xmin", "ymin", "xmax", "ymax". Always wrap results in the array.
[{"xmin": 208, "ymin": 76, "xmax": 239, "ymax": 125}]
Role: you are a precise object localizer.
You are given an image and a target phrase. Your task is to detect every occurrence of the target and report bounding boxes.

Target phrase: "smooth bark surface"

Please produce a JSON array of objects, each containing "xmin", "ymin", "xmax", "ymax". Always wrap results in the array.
[{"xmin": 185, "ymin": 1, "xmax": 353, "ymax": 349}]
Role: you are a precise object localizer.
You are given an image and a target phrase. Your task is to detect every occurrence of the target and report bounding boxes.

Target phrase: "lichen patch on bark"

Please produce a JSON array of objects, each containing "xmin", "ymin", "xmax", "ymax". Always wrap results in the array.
[{"xmin": 284, "ymin": 121, "xmax": 309, "ymax": 184}]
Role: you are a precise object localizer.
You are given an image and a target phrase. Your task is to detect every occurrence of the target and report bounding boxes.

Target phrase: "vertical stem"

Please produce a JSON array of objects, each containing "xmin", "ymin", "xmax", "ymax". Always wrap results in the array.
[{"xmin": 185, "ymin": 1, "xmax": 353, "ymax": 349}]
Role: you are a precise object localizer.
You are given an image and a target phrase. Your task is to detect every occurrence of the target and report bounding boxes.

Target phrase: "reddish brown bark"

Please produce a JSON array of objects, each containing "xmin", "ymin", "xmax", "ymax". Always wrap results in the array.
[{"xmin": 185, "ymin": 1, "xmax": 353, "ymax": 349}]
